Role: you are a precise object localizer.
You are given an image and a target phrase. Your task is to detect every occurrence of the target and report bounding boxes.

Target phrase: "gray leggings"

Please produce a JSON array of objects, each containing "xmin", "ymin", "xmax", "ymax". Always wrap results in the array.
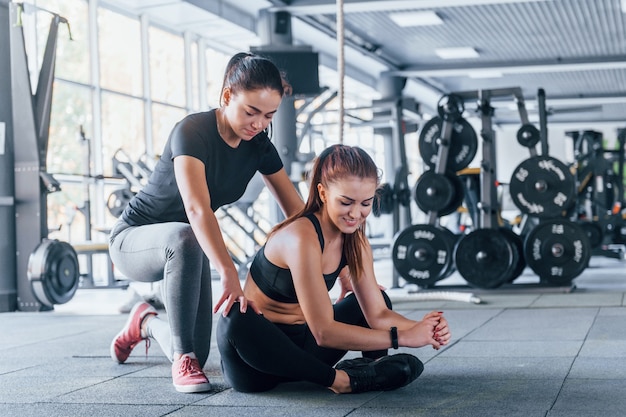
[{"xmin": 109, "ymin": 219, "xmax": 213, "ymax": 367}]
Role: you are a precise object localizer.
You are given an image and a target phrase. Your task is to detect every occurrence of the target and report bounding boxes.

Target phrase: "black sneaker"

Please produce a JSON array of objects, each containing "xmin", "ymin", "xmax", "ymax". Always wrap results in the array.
[
  {"xmin": 334, "ymin": 356, "xmax": 375, "ymax": 369},
  {"xmin": 335, "ymin": 353, "xmax": 423, "ymax": 393}
]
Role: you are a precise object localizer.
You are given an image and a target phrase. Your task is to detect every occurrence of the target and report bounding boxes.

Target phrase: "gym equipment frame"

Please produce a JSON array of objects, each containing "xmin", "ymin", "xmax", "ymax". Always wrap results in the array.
[{"xmin": 10, "ymin": 3, "xmax": 79, "ymax": 311}]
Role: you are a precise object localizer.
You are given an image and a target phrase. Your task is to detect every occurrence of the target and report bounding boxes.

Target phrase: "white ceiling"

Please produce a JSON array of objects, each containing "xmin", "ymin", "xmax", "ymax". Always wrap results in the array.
[{"xmin": 101, "ymin": 0, "xmax": 626, "ymax": 126}]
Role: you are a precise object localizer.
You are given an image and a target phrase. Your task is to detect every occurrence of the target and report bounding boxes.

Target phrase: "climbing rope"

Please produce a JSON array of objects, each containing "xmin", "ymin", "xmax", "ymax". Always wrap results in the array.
[{"xmin": 336, "ymin": 0, "xmax": 345, "ymax": 144}]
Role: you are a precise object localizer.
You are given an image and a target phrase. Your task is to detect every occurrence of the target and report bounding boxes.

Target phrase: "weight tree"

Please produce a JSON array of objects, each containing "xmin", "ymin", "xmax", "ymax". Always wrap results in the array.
[
  {"xmin": 508, "ymin": 89, "xmax": 591, "ymax": 286},
  {"xmin": 450, "ymin": 88, "xmax": 530, "ymax": 289},
  {"xmin": 565, "ymin": 129, "xmax": 626, "ymax": 259},
  {"xmin": 392, "ymin": 93, "xmax": 476, "ymax": 289},
  {"xmin": 392, "ymin": 87, "xmax": 592, "ymax": 290}
]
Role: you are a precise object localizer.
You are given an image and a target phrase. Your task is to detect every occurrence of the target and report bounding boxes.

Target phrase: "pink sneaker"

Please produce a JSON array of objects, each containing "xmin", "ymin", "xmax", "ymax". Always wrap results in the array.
[
  {"xmin": 110, "ymin": 302, "xmax": 157, "ymax": 364},
  {"xmin": 172, "ymin": 355, "xmax": 211, "ymax": 393}
]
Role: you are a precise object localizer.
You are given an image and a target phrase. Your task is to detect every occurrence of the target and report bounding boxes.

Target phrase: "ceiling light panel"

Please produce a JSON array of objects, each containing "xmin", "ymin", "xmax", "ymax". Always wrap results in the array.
[
  {"xmin": 389, "ymin": 11, "xmax": 443, "ymax": 27},
  {"xmin": 435, "ymin": 47, "xmax": 480, "ymax": 59},
  {"xmin": 469, "ymin": 70, "xmax": 504, "ymax": 78}
]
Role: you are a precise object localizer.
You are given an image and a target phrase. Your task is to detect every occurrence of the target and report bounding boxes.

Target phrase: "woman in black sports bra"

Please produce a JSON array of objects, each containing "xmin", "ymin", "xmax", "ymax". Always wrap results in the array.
[{"xmin": 217, "ymin": 144, "xmax": 451, "ymax": 394}]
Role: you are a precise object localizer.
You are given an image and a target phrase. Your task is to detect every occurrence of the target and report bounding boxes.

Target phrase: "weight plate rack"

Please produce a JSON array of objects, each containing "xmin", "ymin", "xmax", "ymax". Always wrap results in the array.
[{"xmin": 394, "ymin": 88, "xmax": 593, "ymax": 290}]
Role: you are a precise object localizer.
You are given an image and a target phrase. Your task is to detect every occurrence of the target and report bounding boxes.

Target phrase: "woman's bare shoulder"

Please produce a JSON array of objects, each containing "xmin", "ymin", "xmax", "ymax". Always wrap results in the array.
[
  {"xmin": 266, "ymin": 216, "xmax": 320, "ymax": 258},
  {"xmin": 278, "ymin": 217, "xmax": 318, "ymax": 244}
]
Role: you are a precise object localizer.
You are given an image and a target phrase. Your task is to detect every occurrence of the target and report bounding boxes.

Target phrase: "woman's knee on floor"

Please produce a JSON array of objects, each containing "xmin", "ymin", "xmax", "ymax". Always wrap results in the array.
[
  {"xmin": 217, "ymin": 308, "xmax": 263, "ymax": 341},
  {"xmin": 223, "ymin": 366, "xmax": 279, "ymax": 394}
]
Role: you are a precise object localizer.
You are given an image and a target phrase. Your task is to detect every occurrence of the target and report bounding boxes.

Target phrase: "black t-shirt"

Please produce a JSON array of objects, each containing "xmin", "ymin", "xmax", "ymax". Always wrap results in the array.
[{"xmin": 121, "ymin": 109, "xmax": 283, "ymax": 226}]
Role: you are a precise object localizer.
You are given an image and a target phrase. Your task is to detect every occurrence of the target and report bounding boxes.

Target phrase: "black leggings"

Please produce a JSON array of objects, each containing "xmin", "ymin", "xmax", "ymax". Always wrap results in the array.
[{"xmin": 216, "ymin": 292, "xmax": 392, "ymax": 393}]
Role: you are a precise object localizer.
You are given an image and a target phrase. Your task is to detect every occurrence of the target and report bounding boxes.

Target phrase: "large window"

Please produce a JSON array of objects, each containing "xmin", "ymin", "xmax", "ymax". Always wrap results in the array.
[
  {"xmin": 149, "ymin": 26, "xmax": 185, "ymax": 107},
  {"xmin": 19, "ymin": 0, "xmax": 92, "ymax": 243},
  {"xmin": 98, "ymin": 8, "xmax": 142, "ymax": 96},
  {"xmin": 46, "ymin": 82, "xmax": 93, "ymax": 243},
  {"xmin": 18, "ymin": 0, "xmax": 386, "ymax": 274},
  {"xmin": 100, "ymin": 91, "xmax": 145, "ymax": 175},
  {"xmin": 36, "ymin": 0, "xmax": 90, "ymax": 84},
  {"xmin": 205, "ymin": 49, "xmax": 229, "ymax": 109}
]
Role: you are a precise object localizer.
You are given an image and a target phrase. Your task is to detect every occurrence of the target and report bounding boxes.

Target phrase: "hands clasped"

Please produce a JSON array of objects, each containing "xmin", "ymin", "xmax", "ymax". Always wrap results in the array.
[{"xmin": 406, "ymin": 311, "xmax": 451, "ymax": 350}]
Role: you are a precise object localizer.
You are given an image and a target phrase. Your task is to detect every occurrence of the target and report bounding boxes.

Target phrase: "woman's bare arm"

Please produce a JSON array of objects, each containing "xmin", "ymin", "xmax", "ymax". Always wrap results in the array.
[{"xmin": 174, "ymin": 155, "xmax": 260, "ymax": 315}]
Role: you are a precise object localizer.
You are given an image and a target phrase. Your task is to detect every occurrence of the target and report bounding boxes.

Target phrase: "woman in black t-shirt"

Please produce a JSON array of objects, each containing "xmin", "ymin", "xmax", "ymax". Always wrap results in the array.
[{"xmin": 108, "ymin": 53, "xmax": 304, "ymax": 393}]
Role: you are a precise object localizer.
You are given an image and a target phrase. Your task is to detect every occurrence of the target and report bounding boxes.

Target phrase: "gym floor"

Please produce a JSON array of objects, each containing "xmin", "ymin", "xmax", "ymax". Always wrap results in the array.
[{"xmin": 1, "ymin": 255, "xmax": 625, "ymax": 417}]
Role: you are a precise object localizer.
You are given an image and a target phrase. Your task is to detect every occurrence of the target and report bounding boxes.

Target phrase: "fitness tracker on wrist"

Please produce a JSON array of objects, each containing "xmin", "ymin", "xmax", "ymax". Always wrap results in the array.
[{"xmin": 390, "ymin": 326, "xmax": 398, "ymax": 349}]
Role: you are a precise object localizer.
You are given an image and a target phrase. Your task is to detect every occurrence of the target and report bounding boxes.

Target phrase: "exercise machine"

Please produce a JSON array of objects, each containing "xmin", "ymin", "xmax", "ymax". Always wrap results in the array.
[{"xmin": 9, "ymin": 3, "xmax": 79, "ymax": 311}]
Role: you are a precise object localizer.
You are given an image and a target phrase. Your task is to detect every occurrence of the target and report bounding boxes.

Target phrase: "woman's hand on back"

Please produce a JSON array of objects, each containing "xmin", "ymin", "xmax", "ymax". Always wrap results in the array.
[{"xmin": 213, "ymin": 270, "xmax": 262, "ymax": 317}]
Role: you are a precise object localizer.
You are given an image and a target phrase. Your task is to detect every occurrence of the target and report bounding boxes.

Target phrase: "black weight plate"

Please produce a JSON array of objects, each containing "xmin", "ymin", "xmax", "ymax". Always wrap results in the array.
[
  {"xmin": 509, "ymin": 156, "xmax": 576, "ymax": 218},
  {"xmin": 454, "ymin": 229, "xmax": 515, "ymax": 289},
  {"xmin": 437, "ymin": 94, "xmax": 464, "ymax": 121},
  {"xmin": 516, "ymin": 123, "xmax": 540, "ymax": 148},
  {"xmin": 603, "ymin": 214, "xmax": 626, "ymax": 244},
  {"xmin": 28, "ymin": 239, "xmax": 80, "ymax": 307},
  {"xmin": 523, "ymin": 219, "xmax": 591, "ymax": 285},
  {"xmin": 395, "ymin": 187, "xmax": 411, "ymax": 207},
  {"xmin": 499, "ymin": 228, "xmax": 526, "ymax": 282},
  {"xmin": 578, "ymin": 221, "xmax": 603, "ymax": 249},
  {"xmin": 392, "ymin": 224, "xmax": 454, "ymax": 287},
  {"xmin": 107, "ymin": 188, "xmax": 135, "ymax": 218},
  {"xmin": 418, "ymin": 117, "xmax": 478, "ymax": 172},
  {"xmin": 438, "ymin": 173, "xmax": 465, "ymax": 217},
  {"xmin": 414, "ymin": 171, "xmax": 455, "ymax": 213},
  {"xmin": 439, "ymin": 227, "xmax": 460, "ymax": 279}
]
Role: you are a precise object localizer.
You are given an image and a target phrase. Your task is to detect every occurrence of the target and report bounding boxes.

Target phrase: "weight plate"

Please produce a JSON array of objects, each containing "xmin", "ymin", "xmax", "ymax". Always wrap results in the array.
[
  {"xmin": 613, "ymin": 217, "xmax": 626, "ymax": 244},
  {"xmin": 603, "ymin": 214, "xmax": 626, "ymax": 244},
  {"xmin": 414, "ymin": 171, "xmax": 464, "ymax": 217},
  {"xmin": 438, "ymin": 173, "xmax": 465, "ymax": 217},
  {"xmin": 499, "ymin": 228, "xmax": 526, "ymax": 282},
  {"xmin": 439, "ymin": 227, "xmax": 460, "ymax": 279},
  {"xmin": 454, "ymin": 229, "xmax": 516, "ymax": 289},
  {"xmin": 516, "ymin": 123, "xmax": 541, "ymax": 148},
  {"xmin": 578, "ymin": 221, "xmax": 603, "ymax": 249},
  {"xmin": 395, "ymin": 187, "xmax": 411, "ymax": 207},
  {"xmin": 437, "ymin": 94, "xmax": 464, "ymax": 121},
  {"xmin": 392, "ymin": 224, "xmax": 455, "ymax": 287},
  {"xmin": 509, "ymin": 156, "xmax": 576, "ymax": 218},
  {"xmin": 414, "ymin": 171, "xmax": 455, "ymax": 213},
  {"xmin": 28, "ymin": 239, "xmax": 80, "ymax": 307},
  {"xmin": 418, "ymin": 116, "xmax": 478, "ymax": 172},
  {"xmin": 523, "ymin": 219, "xmax": 591, "ymax": 285},
  {"xmin": 107, "ymin": 188, "xmax": 135, "ymax": 218}
]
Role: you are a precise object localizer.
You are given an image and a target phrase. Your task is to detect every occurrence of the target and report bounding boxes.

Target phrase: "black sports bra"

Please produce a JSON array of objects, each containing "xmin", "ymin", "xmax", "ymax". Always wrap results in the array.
[{"xmin": 249, "ymin": 214, "xmax": 347, "ymax": 303}]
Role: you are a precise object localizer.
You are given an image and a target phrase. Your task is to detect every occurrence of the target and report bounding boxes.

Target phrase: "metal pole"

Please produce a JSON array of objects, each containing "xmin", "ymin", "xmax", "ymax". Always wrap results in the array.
[
  {"xmin": 477, "ymin": 91, "xmax": 498, "ymax": 229},
  {"xmin": 0, "ymin": 0, "xmax": 17, "ymax": 312},
  {"xmin": 256, "ymin": 10, "xmax": 299, "ymax": 224},
  {"xmin": 537, "ymin": 88, "xmax": 549, "ymax": 156},
  {"xmin": 376, "ymin": 74, "xmax": 407, "ymax": 288}
]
